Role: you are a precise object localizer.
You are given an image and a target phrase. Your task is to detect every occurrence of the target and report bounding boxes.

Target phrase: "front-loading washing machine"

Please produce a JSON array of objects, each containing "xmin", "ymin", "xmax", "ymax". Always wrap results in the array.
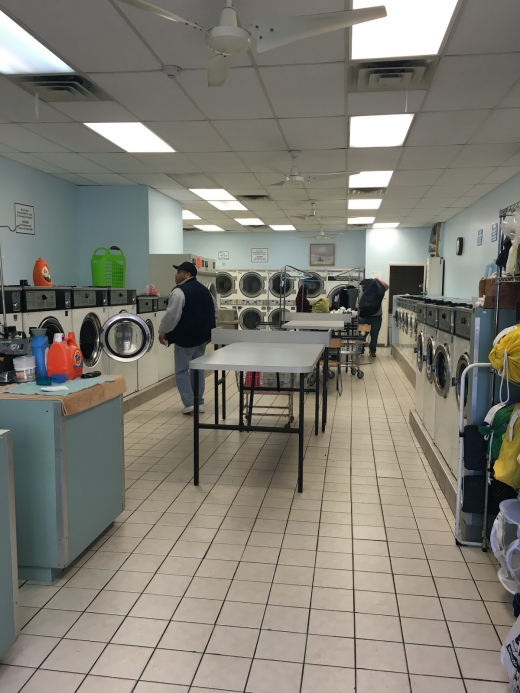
[
  {"xmin": 22, "ymin": 287, "xmax": 73, "ymax": 344},
  {"xmin": 433, "ymin": 305, "xmax": 458, "ymax": 472},
  {"xmin": 106, "ymin": 289, "xmax": 141, "ymax": 395},
  {"xmin": 137, "ymin": 297, "xmax": 159, "ymax": 391},
  {"xmin": 238, "ymin": 270, "xmax": 268, "ymax": 302},
  {"xmin": 238, "ymin": 301, "xmax": 267, "ymax": 330},
  {"xmin": 157, "ymin": 296, "xmax": 175, "ymax": 382},
  {"xmin": 414, "ymin": 303, "xmax": 426, "ymax": 419},
  {"xmin": 0, "ymin": 287, "xmax": 23, "ymax": 337},
  {"xmin": 70, "ymin": 287, "xmax": 110, "ymax": 376},
  {"xmin": 301, "ymin": 271, "xmax": 326, "ymax": 301},
  {"xmin": 268, "ymin": 270, "xmax": 295, "ymax": 305},
  {"xmin": 422, "ymin": 302, "xmax": 438, "ymax": 440}
]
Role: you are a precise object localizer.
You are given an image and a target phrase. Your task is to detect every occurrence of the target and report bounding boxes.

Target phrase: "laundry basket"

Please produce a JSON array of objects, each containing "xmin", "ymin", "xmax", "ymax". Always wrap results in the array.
[
  {"xmin": 491, "ymin": 498, "xmax": 520, "ymax": 594},
  {"xmin": 91, "ymin": 246, "xmax": 126, "ymax": 288}
]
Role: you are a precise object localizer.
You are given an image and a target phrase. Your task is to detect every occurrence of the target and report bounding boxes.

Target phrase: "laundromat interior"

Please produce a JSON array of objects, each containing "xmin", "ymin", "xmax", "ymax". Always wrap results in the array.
[{"xmin": 2, "ymin": 1, "xmax": 520, "ymax": 691}]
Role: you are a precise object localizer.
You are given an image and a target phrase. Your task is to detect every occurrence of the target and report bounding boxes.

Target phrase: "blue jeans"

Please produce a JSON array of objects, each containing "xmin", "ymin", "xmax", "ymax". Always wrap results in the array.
[
  {"xmin": 174, "ymin": 343, "xmax": 206, "ymax": 407},
  {"xmin": 359, "ymin": 315, "xmax": 382, "ymax": 354}
]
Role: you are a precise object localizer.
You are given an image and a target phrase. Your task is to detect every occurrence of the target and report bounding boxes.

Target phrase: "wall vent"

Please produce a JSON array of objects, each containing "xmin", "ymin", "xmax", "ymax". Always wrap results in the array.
[
  {"xmin": 349, "ymin": 187, "xmax": 387, "ymax": 196},
  {"xmin": 348, "ymin": 58, "xmax": 438, "ymax": 92},
  {"xmin": 9, "ymin": 74, "xmax": 112, "ymax": 102},
  {"xmin": 237, "ymin": 194, "xmax": 272, "ymax": 202}
]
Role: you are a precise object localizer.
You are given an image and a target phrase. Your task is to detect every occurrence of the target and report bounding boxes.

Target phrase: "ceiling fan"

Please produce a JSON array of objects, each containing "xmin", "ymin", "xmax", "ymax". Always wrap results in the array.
[
  {"xmin": 298, "ymin": 227, "xmax": 343, "ymax": 240},
  {"xmin": 116, "ymin": 0, "xmax": 386, "ymax": 86},
  {"xmin": 292, "ymin": 201, "xmax": 345, "ymax": 224},
  {"xmin": 270, "ymin": 151, "xmax": 357, "ymax": 187}
]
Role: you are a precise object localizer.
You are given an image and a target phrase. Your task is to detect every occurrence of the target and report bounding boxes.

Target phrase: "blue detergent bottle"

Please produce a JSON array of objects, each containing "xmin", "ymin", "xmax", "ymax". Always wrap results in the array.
[{"xmin": 31, "ymin": 328, "xmax": 49, "ymax": 378}]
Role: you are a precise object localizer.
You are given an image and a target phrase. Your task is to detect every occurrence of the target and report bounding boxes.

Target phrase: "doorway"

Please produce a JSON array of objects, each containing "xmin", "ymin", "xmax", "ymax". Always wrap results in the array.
[{"xmin": 381, "ymin": 264, "xmax": 425, "ymax": 346}]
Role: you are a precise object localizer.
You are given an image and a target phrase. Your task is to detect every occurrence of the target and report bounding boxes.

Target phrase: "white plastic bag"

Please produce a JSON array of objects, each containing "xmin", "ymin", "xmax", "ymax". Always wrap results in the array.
[{"xmin": 501, "ymin": 615, "xmax": 520, "ymax": 691}]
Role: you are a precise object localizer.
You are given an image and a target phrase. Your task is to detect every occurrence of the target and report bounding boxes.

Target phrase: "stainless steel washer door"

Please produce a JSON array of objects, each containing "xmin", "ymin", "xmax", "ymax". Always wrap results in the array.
[
  {"xmin": 434, "ymin": 343, "xmax": 451, "ymax": 397},
  {"xmin": 416, "ymin": 332, "xmax": 425, "ymax": 372},
  {"xmin": 79, "ymin": 312, "xmax": 102, "ymax": 367},
  {"xmin": 101, "ymin": 313, "xmax": 152, "ymax": 363},
  {"xmin": 239, "ymin": 308, "xmax": 263, "ymax": 330},
  {"xmin": 456, "ymin": 352, "xmax": 471, "ymax": 415},
  {"xmin": 240, "ymin": 272, "xmax": 264, "ymax": 298},
  {"xmin": 216, "ymin": 273, "xmax": 234, "ymax": 298},
  {"xmin": 425, "ymin": 336, "xmax": 436, "ymax": 384}
]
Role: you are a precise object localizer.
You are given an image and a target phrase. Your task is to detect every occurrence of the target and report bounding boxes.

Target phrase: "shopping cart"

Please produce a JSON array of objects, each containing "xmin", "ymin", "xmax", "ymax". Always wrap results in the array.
[
  {"xmin": 338, "ymin": 318, "xmax": 367, "ymax": 379},
  {"xmin": 235, "ymin": 371, "xmax": 295, "ymax": 428}
]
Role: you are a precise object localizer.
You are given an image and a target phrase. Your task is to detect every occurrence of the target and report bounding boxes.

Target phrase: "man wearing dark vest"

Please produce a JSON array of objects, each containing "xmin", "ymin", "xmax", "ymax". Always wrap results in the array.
[{"xmin": 158, "ymin": 262, "xmax": 218, "ymax": 414}]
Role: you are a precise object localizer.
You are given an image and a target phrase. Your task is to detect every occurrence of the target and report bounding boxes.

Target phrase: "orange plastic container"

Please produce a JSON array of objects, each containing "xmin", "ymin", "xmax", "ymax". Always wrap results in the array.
[
  {"xmin": 47, "ymin": 334, "xmax": 70, "ymax": 382},
  {"xmin": 67, "ymin": 332, "xmax": 83, "ymax": 379},
  {"xmin": 33, "ymin": 258, "xmax": 52, "ymax": 287}
]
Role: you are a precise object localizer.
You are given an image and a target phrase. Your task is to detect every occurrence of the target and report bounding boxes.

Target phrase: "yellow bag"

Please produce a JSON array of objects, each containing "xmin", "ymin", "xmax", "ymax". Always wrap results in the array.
[
  {"xmin": 311, "ymin": 297, "xmax": 330, "ymax": 313},
  {"xmin": 489, "ymin": 325, "xmax": 520, "ymax": 383},
  {"xmin": 494, "ymin": 403, "xmax": 520, "ymax": 488}
]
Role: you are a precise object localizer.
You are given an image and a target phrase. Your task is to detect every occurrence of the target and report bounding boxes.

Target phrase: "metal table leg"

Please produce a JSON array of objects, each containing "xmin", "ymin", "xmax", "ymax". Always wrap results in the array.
[
  {"xmin": 239, "ymin": 371, "xmax": 245, "ymax": 431},
  {"xmin": 298, "ymin": 373, "xmax": 305, "ymax": 493},
  {"xmin": 222, "ymin": 370, "xmax": 227, "ymax": 420},
  {"xmin": 193, "ymin": 369, "xmax": 200, "ymax": 486},
  {"xmin": 322, "ymin": 347, "xmax": 329, "ymax": 433},
  {"xmin": 247, "ymin": 372, "xmax": 257, "ymax": 426},
  {"xmin": 314, "ymin": 361, "xmax": 320, "ymax": 436}
]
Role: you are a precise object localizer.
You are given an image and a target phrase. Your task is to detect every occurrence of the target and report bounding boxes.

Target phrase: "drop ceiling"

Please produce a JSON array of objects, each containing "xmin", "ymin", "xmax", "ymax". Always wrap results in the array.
[{"xmin": 0, "ymin": 0, "xmax": 519, "ymax": 232}]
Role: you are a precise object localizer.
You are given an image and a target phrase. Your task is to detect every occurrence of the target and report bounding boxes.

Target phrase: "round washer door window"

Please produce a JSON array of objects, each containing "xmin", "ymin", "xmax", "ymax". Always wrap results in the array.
[
  {"xmin": 456, "ymin": 353, "xmax": 471, "ymax": 415},
  {"xmin": 240, "ymin": 273, "xmax": 264, "ymax": 298},
  {"xmin": 416, "ymin": 332, "xmax": 424, "ymax": 372},
  {"xmin": 434, "ymin": 343, "xmax": 451, "ymax": 397},
  {"xmin": 269, "ymin": 273, "xmax": 293, "ymax": 298},
  {"xmin": 216, "ymin": 273, "xmax": 234, "ymax": 297},
  {"xmin": 79, "ymin": 313, "xmax": 102, "ymax": 367},
  {"xmin": 239, "ymin": 308, "xmax": 262, "ymax": 330},
  {"xmin": 425, "ymin": 337, "xmax": 436, "ymax": 383},
  {"xmin": 304, "ymin": 273, "xmax": 324, "ymax": 299},
  {"xmin": 269, "ymin": 309, "xmax": 285, "ymax": 329},
  {"xmin": 39, "ymin": 316, "xmax": 64, "ymax": 345},
  {"xmin": 101, "ymin": 313, "xmax": 152, "ymax": 363}
]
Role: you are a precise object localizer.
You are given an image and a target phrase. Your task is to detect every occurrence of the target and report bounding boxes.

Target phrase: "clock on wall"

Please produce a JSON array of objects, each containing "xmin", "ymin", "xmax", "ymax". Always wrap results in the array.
[{"xmin": 456, "ymin": 237, "xmax": 464, "ymax": 256}]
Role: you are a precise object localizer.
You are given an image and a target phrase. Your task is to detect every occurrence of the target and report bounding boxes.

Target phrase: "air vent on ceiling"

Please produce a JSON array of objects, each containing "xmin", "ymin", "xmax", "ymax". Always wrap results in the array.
[
  {"xmin": 237, "ymin": 194, "xmax": 273, "ymax": 202},
  {"xmin": 348, "ymin": 58, "xmax": 438, "ymax": 93},
  {"xmin": 349, "ymin": 187, "xmax": 387, "ymax": 196},
  {"xmin": 9, "ymin": 74, "xmax": 112, "ymax": 102}
]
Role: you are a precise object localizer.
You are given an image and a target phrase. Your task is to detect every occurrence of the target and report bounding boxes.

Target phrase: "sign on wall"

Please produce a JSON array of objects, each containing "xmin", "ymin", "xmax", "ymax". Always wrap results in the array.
[
  {"xmin": 14, "ymin": 203, "xmax": 35, "ymax": 235},
  {"xmin": 218, "ymin": 251, "xmax": 229, "ymax": 260},
  {"xmin": 251, "ymin": 248, "xmax": 268, "ymax": 263},
  {"xmin": 477, "ymin": 228, "xmax": 483, "ymax": 246},
  {"xmin": 491, "ymin": 223, "xmax": 498, "ymax": 242}
]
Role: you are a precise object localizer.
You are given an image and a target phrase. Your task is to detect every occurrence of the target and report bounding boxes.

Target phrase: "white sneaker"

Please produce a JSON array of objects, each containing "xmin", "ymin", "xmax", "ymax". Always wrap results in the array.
[
  {"xmin": 182, "ymin": 405, "xmax": 194, "ymax": 415},
  {"xmin": 199, "ymin": 405, "xmax": 205, "ymax": 413}
]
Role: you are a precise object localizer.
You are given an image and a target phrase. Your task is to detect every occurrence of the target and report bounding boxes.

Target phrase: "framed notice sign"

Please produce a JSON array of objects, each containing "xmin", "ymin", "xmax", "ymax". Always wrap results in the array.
[
  {"xmin": 15, "ymin": 204, "xmax": 35, "ymax": 235},
  {"xmin": 251, "ymin": 248, "xmax": 268, "ymax": 263},
  {"xmin": 218, "ymin": 251, "xmax": 229, "ymax": 260}
]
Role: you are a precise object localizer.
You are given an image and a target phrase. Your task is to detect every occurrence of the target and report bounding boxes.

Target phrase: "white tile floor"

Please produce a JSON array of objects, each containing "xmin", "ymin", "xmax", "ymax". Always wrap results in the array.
[{"xmin": 0, "ymin": 349, "xmax": 513, "ymax": 692}]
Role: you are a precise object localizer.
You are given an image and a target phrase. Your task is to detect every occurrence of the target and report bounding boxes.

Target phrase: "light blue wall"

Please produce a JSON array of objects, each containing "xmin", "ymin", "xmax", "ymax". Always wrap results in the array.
[
  {"xmin": 365, "ymin": 227, "xmax": 430, "ymax": 281},
  {"xmin": 183, "ymin": 230, "xmax": 366, "ymax": 270},
  {"xmin": 148, "ymin": 189, "xmax": 183, "ymax": 254},
  {"xmin": 441, "ymin": 172, "xmax": 520, "ymax": 298},
  {"xmin": 77, "ymin": 186, "xmax": 150, "ymax": 291},
  {"xmin": 0, "ymin": 156, "xmax": 78, "ymax": 286}
]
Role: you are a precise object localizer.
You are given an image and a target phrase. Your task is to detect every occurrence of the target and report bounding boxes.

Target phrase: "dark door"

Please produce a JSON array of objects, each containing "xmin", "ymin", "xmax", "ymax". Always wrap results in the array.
[{"xmin": 388, "ymin": 265, "xmax": 425, "ymax": 313}]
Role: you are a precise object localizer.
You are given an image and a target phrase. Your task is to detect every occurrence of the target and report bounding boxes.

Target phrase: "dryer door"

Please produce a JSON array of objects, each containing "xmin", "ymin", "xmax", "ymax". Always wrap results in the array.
[
  {"xmin": 216, "ymin": 273, "xmax": 235, "ymax": 298},
  {"xmin": 239, "ymin": 308, "xmax": 262, "ymax": 330},
  {"xmin": 101, "ymin": 313, "xmax": 152, "ymax": 363},
  {"xmin": 38, "ymin": 316, "xmax": 65, "ymax": 345},
  {"xmin": 456, "ymin": 352, "xmax": 471, "ymax": 416},
  {"xmin": 79, "ymin": 313, "xmax": 103, "ymax": 367},
  {"xmin": 425, "ymin": 336, "xmax": 436, "ymax": 383},
  {"xmin": 434, "ymin": 343, "xmax": 452, "ymax": 397},
  {"xmin": 240, "ymin": 272, "xmax": 264, "ymax": 298},
  {"xmin": 269, "ymin": 272, "xmax": 293, "ymax": 298},
  {"xmin": 415, "ymin": 332, "xmax": 425, "ymax": 372}
]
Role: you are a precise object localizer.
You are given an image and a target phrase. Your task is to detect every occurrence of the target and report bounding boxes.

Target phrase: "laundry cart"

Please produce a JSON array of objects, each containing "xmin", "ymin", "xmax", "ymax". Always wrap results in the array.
[
  {"xmin": 235, "ymin": 370, "xmax": 296, "ymax": 427},
  {"xmin": 338, "ymin": 316, "xmax": 367, "ymax": 379}
]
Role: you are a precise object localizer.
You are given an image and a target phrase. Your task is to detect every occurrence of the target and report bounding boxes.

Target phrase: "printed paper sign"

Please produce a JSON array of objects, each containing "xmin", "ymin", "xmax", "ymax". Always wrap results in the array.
[
  {"xmin": 477, "ymin": 228, "xmax": 483, "ymax": 246},
  {"xmin": 251, "ymin": 248, "xmax": 268, "ymax": 263},
  {"xmin": 491, "ymin": 223, "xmax": 498, "ymax": 242},
  {"xmin": 15, "ymin": 204, "xmax": 35, "ymax": 235},
  {"xmin": 218, "ymin": 251, "xmax": 229, "ymax": 260}
]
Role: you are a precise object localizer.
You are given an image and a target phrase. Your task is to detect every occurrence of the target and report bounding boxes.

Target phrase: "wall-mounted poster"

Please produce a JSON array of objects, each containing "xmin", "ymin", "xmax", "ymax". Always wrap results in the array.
[
  {"xmin": 218, "ymin": 251, "xmax": 229, "ymax": 260},
  {"xmin": 491, "ymin": 223, "xmax": 498, "ymax": 242},
  {"xmin": 310, "ymin": 243, "xmax": 335, "ymax": 266},
  {"xmin": 14, "ymin": 203, "xmax": 35, "ymax": 235},
  {"xmin": 251, "ymin": 248, "xmax": 268, "ymax": 263}
]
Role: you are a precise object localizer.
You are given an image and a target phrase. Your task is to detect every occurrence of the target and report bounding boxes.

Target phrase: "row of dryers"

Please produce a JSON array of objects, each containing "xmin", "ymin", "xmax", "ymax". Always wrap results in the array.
[
  {"xmin": 217, "ymin": 269, "xmax": 362, "ymax": 330},
  {"xmin": 2, "ymin": 286, "xmax": 174, "ymax": 397}
]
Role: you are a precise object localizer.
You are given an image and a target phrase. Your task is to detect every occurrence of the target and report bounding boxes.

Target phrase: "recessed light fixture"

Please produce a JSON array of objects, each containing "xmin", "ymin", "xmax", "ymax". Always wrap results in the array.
[
  {"xmin": 348, "ymin": 199, "xmax": 382, "ymax": 210},
  {"xmin": 84, "ymin": 123, "xmax": 174, "ymax": 153},
  {"xmin": 208, "ymin": 201, "xmax": 248, "ymax": 211},
  {"xmin": 182, "ymin": 210, "xmax": 200, "ymax": 220},
  {"xmin": 194, "ymin": 225, "xmax": 224, "ymax": 232},
  {"xmin": 0, "ymin": 10, "xmax": 74, "ymax": 74},
  {"xmin": 270, "ymin": 225, "xmax": 296, "ymax": 231},
  {"xmin": 349, "ymin": 171, "xmax": 393, "ymax": 188},
  {"xmin": 190, "ymin": 189, "xmax": 236, "ymax": 201},
  {"xmin": 351, "ymin": 0, "xmax": 459, "ymax": 60},
  {"xmin": 348, "ymin": 217, "xmax": 376, "ymax": 224},
  {"xmin": 235, "ymin": 218, "xmax": 264, "ymax": 226},
  {"xmin": 373, "ymin": 222, "xmax": 400, "ymax": 228},
  {"xmin": 350, "ymin": 115, "xmax": 414, "ymax": 148}
]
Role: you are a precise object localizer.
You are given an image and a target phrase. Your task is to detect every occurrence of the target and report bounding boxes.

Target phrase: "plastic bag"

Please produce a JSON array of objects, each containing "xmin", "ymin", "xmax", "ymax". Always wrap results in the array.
[
  {"xmin": 501, "ymin": 615, "xmax": 520, "ymax": 691},
  {"xmin": 141, "ymin": 284, "xmax": 159, "ymax": 296},
  {"xmin": 311, "ymin": 297, "xmax": 330, "ymax": 313}
]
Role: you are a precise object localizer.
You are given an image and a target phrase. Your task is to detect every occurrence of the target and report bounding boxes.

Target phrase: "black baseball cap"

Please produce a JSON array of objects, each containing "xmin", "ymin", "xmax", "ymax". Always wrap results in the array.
[{"xmin": 173, "ymin": 261, "xmax": 197, "ymax": 276}]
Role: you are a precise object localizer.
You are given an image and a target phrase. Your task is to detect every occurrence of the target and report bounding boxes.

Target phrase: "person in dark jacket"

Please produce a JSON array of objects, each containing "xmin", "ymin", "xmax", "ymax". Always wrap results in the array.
[
  {"xmin": 296, "ymin": 283, "xmax": 312, "ymax": 313},
  {"xmin": 357, "ymin": 278, "xmax": 389, "ymax": 357},
  {"xmin": 159, "ymin": 262, "xmax": 218, "ymax": 414}
]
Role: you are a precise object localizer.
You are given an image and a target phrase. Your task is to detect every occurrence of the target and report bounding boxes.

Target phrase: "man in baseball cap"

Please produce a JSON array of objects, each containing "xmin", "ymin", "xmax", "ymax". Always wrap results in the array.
[{"xmin": 158, "ymin": 261, "xmax": 218, "ymax": 414}]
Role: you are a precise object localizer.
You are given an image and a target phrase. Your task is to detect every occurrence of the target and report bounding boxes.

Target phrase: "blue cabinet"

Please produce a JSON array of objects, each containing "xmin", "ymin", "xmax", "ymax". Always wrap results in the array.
[{"xmin": 0, "ymin": 430, "xmax": 18, "ymax": 656}]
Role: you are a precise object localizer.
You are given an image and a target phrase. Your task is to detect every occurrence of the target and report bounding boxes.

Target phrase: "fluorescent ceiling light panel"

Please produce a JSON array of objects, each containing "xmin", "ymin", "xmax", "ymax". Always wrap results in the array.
[
  {"xmin": 0, "ymin": 10, "xmax": 73, "ymax": 74},
  {"xmin": 351, "ymin": 0, "xmax": 458, "ymax": 60},
  {"xmin": 182, "ymin": 210, "xmax": 200, "ymax": 220},
  {"xmin": 208, "ymin": 200, "xmax": 248, "ymax": 211},
  {"xmin": 349, "ymin": 171, "xmax": 393, "ymax": 188},
  {"xmin": 235, "ymin": 218, "xmax": 264, "ymax": 226},
  {"xmin": 373, "ymin": 222, "xmax": 400, "ymax": 228},
  {"xmin": 190, "ymin": 189, "xmax": 236, "ymax": 201},
  {"xmin": 194, "ymin": 224, "xmax": 224, "ymax": 232},
  {"xmin": 348, "ymin": 199, "xmax": 382, "ymax": 210},
  {"xmin": 270, "ymin": 225, "xmax": 296, "ymax": 231},
  {"xmin": 348, "ymin": 217, "xmax": 375, "ymax": 224},
  {"xmin": 350, "ymin": 114, "xmax": 414, "ymax": 148},
  {"xmin": 84, "ymin": 123, "xmax": 173, "ymax": 152}
]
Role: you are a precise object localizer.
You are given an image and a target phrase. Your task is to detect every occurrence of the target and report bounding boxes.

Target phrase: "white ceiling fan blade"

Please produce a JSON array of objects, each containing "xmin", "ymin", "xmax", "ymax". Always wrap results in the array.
[
  {"xmin": 116, "ymin": 0, "xmax": 206, "ymax": 31},
  {"xmin": 207, "ymin": 54, "xmax": 231, "ymax": 87},
  {"xmin": 269, "ymin": 180, "xmax": 287, "ymax": 187},
  {"xmin": 250, "ymin": 7, "xmax": 386, "ymax": 53}
]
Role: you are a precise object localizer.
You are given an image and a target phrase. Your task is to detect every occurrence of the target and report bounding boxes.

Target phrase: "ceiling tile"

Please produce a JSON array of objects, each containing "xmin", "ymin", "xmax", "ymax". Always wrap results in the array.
[
  {"xmin": 500, "ymin": 82, "xmax": 520, "ymax": 108},
  {"xmin": 92, "ymin": 72, "xmax": 202, "ymax": 122},
  {"xmin": 384, "ymin": 186, "xmax": 430, "ymax": 199},
  {"xmin": 124, "ymin": 173, "xmax": 182, "ymax": 188},
  {"xmin": 348, "ymin": 148, "xmax": 403, "ymax": 171},
  {"xmin": 470, "ymin": 109, "xmax": 520, "ymax": 144},
  {"xmin": 259, "ymin": 64, "xmax": 345, "ymax": 118},
  {"xmin": 213, "ymin": 119, "xmax": 286, "ymax": 152},
  {"xmin": 132, "ymin": 153, "xmax": 202, "ymax": 174},
  {"xmin": 435, "ymin": 210, "xmax": 459, "ymax": 221},
  {"xmin": 398, "ymin": 146, "xmax": 461, "ymax": 170},
  {"xmin": 148, "ymin": 121, "xmax": 230, "ymax": 153},
  {"xmin": 347, "ymin": 91, "xmax": 426, "ymax": 116},
  {"xmin": 2, "ymin": 153, "xmax": 67, "ymax": 174},
  {"xmin": 425, "ymin": 185, "xmax": 473, "ymax": 198},
  {"xmin": 30, "ymin": 153, "xmax": 111, "ymax": 174},
  {"xmin": 0, "ymin": 78, "xmax": 71, "ymax": 123},
  {"xmin": 269, "ymin": 188, "xmax": 309, "ymax": 201},
  {"xmin": 185, "ymin": 153, "xmax": 249, "ymax": 173},
  {"xmin": 297, "ymin": 150, "xmax": 347, "ymax": 173},
  {"xmin": 0, "ymin": 125, "xmax": 68, "ymax": 153},
  {"xmin": 423, "ymin": 54, "xmax": 520, "ymax": 111},
  {"xmin": 239, "ymin": 151, "xmax": 297, "ymax": 173},
  {"xmin": 446, "ymin": 0, "xmax": 520, "ymax": 55},
  {"xmin": 389, "ymin": 170, "xmax": 443, "ymax": 186},
  {"xmin": 449, "ymin": 143, "xmax": 520, "ymax": 167},
  {"xmin": 23, "ymin": 123, "xmax": 123, "ymax": 152},
  {"xmin": 209, "ymin": 173, "xmax": 262, "ymax": 189},
  {"xmin": 306, "ymin": 189, "xmax": 347, "ymax": 200},
  {"xmin": 480, "ymin": 167, "xmax": 520, "ymax": 185},
  {"xmin": 53, "ymin": 173, "xmax": 95, "ymax": 185},
  {"xmin": 156, "ymin": 188, "xmax": 200, "ymax": 202},
  {"xmin": 466, "ymin": 183, "xmax": 500, "ymax": 197},
  {"xmin": 450, "ymin": 197, "xmax": 479, "ymax": 207},
  {"xmin": 379, "ymin": 199, "xmax": 416, "ymax": 210},
  {"xmin": 407, "ymin": 110, "xmax": 490, "ymax": 146},
  {"xmin": 415, "ymin": 197, "xmax": 457, "ymax": 209},
  {"xmin": 169, "ymin": 174, "xmax": 216, "ymax": 188},
  {"xmin": 280, "ymin": 117, "xmax": 345, "ymax": 150},
  {"xmin": 179, "ymin": 68, "xmax": 272, "ymax": 120},
  {"xmin": 80, "ymin": 153, "xmax": 153, "ymax": 174},
  {"xmin": 434, "ymin": 167, "xmax": 495, "ymax": 186},
  {"xmin": 0, "ymin": 0, "xmax": 159, "ymax": 72},
  {"xmin": 81, "ymin": 174, "xmax": 137, "ymax": 185},
  {"xmin": 0, "ymin": 141, "xmax": 17, "ymax": 153},
  {"xmin": 52, "ymin": 101, "xmax": 137, "ymax": 122}
]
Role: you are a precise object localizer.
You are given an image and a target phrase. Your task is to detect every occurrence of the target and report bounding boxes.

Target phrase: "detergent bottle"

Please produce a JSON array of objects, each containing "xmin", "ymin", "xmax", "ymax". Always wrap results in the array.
[
  {"xmin": 47, "ymin": 333, "xmax": 70, "ymax": 383},
  {"xmin": 31, "ymin": 328, "xmax": 49, "ymax": 379},
  {"xmin": 67, "ymin": 332, "xmax": 83, "ymax": 379},
  {"xmin": 33, "ymin": 258, "xmax": 52, "ymax": 287}
]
